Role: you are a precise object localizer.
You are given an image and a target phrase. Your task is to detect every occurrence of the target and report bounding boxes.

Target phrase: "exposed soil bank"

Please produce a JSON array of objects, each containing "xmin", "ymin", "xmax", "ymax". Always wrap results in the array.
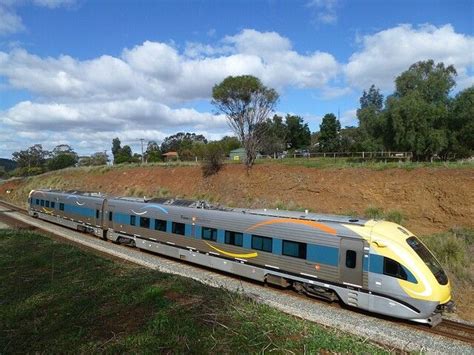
[{"xmin": 1, "ymin": 164, "xmax": 473, "ymax": 235}]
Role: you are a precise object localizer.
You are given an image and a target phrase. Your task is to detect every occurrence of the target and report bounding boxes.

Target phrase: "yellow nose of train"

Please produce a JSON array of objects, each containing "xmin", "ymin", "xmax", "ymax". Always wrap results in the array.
[{"xmin": 369, "ymin": 221, "xmax": 451, "ymax": 305}]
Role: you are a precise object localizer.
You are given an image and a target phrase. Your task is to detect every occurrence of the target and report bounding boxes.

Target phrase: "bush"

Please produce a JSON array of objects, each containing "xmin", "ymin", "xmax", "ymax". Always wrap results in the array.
[
  {"xmin": 384, "ymin": 210, "xmax": 404, "ymax": 224},
  {"xmin": 364, "ymin": 206, "xmax": 384, "ymax": 220},
  {"xmin": 201, "ymin": 143, "xmax": 224, "ymax": 177}
]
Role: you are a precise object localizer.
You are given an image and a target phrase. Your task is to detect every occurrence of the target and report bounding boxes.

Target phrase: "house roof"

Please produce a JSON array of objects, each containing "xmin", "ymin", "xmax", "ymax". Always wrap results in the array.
[{"xmin": 162, "ymin": 151, "xmax": 178, "ymax": 156}]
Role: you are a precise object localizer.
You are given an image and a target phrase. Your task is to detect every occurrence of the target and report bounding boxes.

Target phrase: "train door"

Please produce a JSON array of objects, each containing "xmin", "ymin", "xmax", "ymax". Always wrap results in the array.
[
  {"xmin": 340, "ymin": 238, "xmax": 364, "ymax": 288},
  {"xmin": 100, "ymin": 199, "xmax": 108, "ymax": 240}
]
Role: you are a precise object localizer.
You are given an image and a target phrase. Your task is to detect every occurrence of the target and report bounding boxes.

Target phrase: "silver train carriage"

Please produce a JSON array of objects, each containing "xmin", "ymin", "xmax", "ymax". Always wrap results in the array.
[{"xmin": 28, "ymin": 189, "xmax": 452, "ymax": 326}]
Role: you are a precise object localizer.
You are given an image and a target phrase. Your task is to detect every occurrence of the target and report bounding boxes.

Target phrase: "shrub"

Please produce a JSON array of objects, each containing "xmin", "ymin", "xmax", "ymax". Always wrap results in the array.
[
  {"xmin": 364, "ymin": 206, "xmax": 384, "ymax": 220},
  {"xmin": 385, "ymin": 210, "xmax": 404, "ymax": 224},
  {"xmin": 201, "ymin": 143, "xmax": 224, "ymax": 178}
]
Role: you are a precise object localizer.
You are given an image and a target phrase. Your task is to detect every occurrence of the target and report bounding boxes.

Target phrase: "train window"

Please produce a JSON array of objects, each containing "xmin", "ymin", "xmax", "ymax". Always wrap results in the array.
[
  {"xmin": 383, "ymin": 257, "xmax": 407, "ymax": 281},
  {"xmin": 109, "ymin": 211, "xmax": 113, "ymax": 221},
  {"xmin": 406, "ymin": 236, "xmax": 448, "ymax": 285},
  {"xmin": 51, "ymin": 202, "xmax": 55, "ymax": 209},
  {"xmin": 345, "ymin": 250, "xmax": 357, "ymax": 268},
  {"xmin": 172, "ymin": 222, "xmax": 185, "ymax": 235},
  {"xmin": 96, "ymin": 210, "xmax": 100, "ymax": 219},
  {"xmin": 36, "ymin": 199, "xmax": 39, "ymax": 205},
  {"xmin": 252, "ymin": 235, "xmax": 272, "ymax": 252},
  {"xmin": 59, "ymin": 203, "xmax": 64, "ymax": 211},
  {"xmin": 40, "ymin": 199, "xmax": 45, "ymax": 206},
  {"xmin": 45, "ymin": 200, "xmax": 50, "ymax": 207},
  {"xmin": 140, "ymin": 217, "xmax": 150, "ymax": 229},
  {"xmin": 225, "ymin": 231, "xmax": 243, "ymax": 247},
  {"xmin": 130, "ymin": 215, "xmax": 136, "ymax": 226},
  {"xmin": 202, "ymin": 227, "xmax": 217, "ymax": 241},
  {"xmin": 282, "ymin": 240, "xmax": 307, "ymax": 259},
  {"xmin": 154, "ymin": 219, "xmax": 166, "ymax": 232}
]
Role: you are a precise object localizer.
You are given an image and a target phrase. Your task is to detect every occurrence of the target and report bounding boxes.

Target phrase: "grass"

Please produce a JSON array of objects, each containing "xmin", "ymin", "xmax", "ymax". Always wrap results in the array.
[
  {"xmin": 364, "ymin": 206, "xmax": 405, "ymax": 224},
  {"xmin": 258, "ymin": 157, "xmax": 474, "ymax": 170},
  {"xmin": 0, "ymin": 229, "xmax": 386, "ymax": 353}
]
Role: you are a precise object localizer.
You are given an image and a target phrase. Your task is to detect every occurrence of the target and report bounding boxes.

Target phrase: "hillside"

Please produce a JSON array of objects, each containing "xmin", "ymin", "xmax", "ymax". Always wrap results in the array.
[
  {"xmin": 0, "ymin": 163, "xmax": 473, "ymax": 235},
  {"xmin": 0, "ymin": 158, "xmax": 16, "ymax": 172}
]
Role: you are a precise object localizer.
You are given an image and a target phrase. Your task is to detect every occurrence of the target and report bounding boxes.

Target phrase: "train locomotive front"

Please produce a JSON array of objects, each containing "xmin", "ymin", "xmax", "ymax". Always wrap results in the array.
[{"xmin": 351, "ymin": 220, "xmax": 452, "ymax": 325}]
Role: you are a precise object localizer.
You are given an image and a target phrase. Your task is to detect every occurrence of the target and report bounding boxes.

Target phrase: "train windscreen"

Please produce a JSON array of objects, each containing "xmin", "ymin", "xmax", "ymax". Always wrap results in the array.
[{"xmin": 406, "ymin": 236, "xmax": 448, "ymax": 285}]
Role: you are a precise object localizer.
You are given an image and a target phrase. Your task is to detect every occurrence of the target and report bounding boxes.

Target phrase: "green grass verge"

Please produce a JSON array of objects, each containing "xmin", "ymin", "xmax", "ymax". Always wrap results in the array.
[
  {"xmin": 0, "ymin": 229, "xmax": 385, "ymax": 353},
  {"xmin": 256, "ymin": 157, "xmax": 474, "ymax": 170}
]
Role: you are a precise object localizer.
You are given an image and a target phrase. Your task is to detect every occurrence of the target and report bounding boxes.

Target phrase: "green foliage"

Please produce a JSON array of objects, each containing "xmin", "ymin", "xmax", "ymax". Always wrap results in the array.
[
  {"xmin": 212, "ymin": 75, "xmax": 279, "ymax": 169},
  {"xmin": 364, "ymin": 207, "xmax": 404, "ymax": 224},
  {"xmin": 217, "ymin": 136, "xmax": 241, "ymax": 156},
  {"xmin": 144, "ymin": 141, "xmax": 162, "ymax": 162},
  {"xmin": 160, "ymin": 132, "xmax": 207, "ymax": 155},
  {"xmin": 384, "ymin": 210, "xmax": 404, "ymax": 224},
  {"xmin": 201, "ymin": 142, "xmax": 225, "ymax": 177},
  {"xmin": 285, "ymin": 114, "xmax": 311, "ymax": 149},
  {"xmin": 360, "ymin": 84, "xmax": 384, "ymax": 110},
  {"xmin": 364, "ymin": 206, "xmax": 384, "ymax": 220},
  {"xmin": 47, "ymin": 153, "xmax": 77, "ymax": 171},
  {"xmin": 445, "ymin": 86, "xmax": 474, "ymax": 159},
  {"xmin": 260, "ymin": 115, "xmax": 287, "ymax": 156},
  {"xmin": 318, "ymin": 113, "xmax": 341, "ymax": 152},
  {"xmin": 12, "ymin": 144, "xmax": 49, "ymax": 170}
]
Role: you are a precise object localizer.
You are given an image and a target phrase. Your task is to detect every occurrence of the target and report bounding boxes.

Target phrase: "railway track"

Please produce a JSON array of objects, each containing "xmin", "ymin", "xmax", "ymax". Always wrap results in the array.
[{"xmin": 1, "ymin": 198, "xmax": 473, "ymax": 346}]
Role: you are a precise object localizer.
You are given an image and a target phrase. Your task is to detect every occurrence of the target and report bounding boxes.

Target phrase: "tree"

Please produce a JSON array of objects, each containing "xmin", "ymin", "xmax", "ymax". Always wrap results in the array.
[
  {"xmin": 385, "ymin": 60, "xmax": 457, "ymax": 160},
  {"xmin": 114, "ymin": 145, "xmax": 134, "ymax": 164},
  {"xmin": 215, "ymin": 136, "xmax": 241, "ymax": 156},
  {"xmin": 394, "ymin": 60, "xmax": 456, "ymax": 103},
  {"xmin": 259, "ymin": 115, "xmax": 287, "ymax": 156},
  {"xmin": 78, "ymin": 152, "xmax": 108, "ymax": 166},
  {"xmin": 12, "ymin": 144, "xmax": 49, "ymax": 170},
  {"xmin": 144, "ymin": 141, "xmax": 162, "ymax": 162},
  {"xmin": 356, "ymin": 85, "xmax": 385, "ymax": 151},
  {"xmin": 47, "ymin": 144, "xmax": 78, "ymax": 171},
  {"xmin": 360, "ymin": 84, "xmax": 384, "ymax": 110},
  {"xmin": 112, "ymin": 138, "xmax": 122, "ymax": 162},
  {"xmin": 285, "ymin": 114, "xmax": 311, "ymax": 150},
  {"xmin": 212, "ymin": 75, "xmax": 278, "ymax": 170},
  {"xmin": 161, "ymin": 132, "xmax": 207, "ymax": 154},
  {"xmin": 318, "ymin": 113, "xmax": 341, "ymax": 152},
  {"xmin": 444, "ymin": 86, "xmax": 474, "ymax": 158}
]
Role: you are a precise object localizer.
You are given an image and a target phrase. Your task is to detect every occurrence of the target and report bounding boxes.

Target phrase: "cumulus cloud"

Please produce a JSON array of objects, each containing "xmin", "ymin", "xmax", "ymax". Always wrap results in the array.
[
  {"xmin": 345, "ymin": 24, "xmax": 474, "ymax": 91},
  {"xmin": 0, "ymin": 29, "xmax": 340, "ymax": 104}
]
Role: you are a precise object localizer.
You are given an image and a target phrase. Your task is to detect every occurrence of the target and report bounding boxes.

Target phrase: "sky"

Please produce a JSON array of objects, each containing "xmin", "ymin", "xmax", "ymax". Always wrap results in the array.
[{"xmin": 0, "ymin": 0, "xmax": 473, "ymax": 158}]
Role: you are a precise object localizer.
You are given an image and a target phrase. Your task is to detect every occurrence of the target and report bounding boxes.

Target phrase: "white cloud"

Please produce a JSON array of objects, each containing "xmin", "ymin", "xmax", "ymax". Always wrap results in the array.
[
  {"xmin": 0, "ymin": 29, "xmax": 340, "ymax": 104},
  {"xmin": 345, "ymin": 24, "xmax": 474, "ymax": 91},
  {"xmin": 307, "ymin": 0, "xmax": 339, "ymax": 25},
  {"xmin": 0, "ymin": 5, "xmax": 25, "ymax": 36},
  {"xmin": 32, "ymin": 0, "xmax": 75, "ymax": 8}
]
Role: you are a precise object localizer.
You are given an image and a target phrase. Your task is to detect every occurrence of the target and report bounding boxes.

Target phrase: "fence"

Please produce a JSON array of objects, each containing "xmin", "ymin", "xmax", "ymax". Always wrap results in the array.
[{"xmin": 258, "ymin": 151, "xmax": 413, "ymax": 161}]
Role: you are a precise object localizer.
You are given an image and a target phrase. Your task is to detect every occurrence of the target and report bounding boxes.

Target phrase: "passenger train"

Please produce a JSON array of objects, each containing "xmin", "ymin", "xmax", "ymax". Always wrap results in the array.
[{"xmin": 28, "ymin": 189, "xmax": 453, "ymax": 326}]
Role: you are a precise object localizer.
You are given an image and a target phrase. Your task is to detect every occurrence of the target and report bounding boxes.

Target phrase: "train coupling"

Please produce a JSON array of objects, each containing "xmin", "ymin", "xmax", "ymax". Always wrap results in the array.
[{"xmin": 436, "ymin": 300, "xmax": 455, "ymax": 313}]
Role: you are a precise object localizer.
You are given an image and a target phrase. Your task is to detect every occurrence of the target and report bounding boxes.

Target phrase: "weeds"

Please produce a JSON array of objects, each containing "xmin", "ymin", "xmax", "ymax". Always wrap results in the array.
[{"xmin": 364, "ymin": 207, "xmax": 404, "ymax": 224}]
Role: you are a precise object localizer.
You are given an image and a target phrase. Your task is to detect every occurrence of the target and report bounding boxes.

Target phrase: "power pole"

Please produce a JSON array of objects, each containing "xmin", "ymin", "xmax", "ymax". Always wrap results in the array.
[{"xmin": 139, "ymin": 138, "xmax": 145, "ymax": 164}]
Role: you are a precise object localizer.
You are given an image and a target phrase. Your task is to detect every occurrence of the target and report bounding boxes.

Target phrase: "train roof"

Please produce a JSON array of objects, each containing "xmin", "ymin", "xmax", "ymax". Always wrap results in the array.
[{"xmin": 34, "ymin": 189, "xmax": 368, "ymax": 226}]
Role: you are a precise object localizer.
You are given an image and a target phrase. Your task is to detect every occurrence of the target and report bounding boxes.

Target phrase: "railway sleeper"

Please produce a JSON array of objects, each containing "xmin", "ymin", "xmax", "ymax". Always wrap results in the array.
[{"xmin": 293, "ymin": 281, "xmax": 338, "ymax": 302}]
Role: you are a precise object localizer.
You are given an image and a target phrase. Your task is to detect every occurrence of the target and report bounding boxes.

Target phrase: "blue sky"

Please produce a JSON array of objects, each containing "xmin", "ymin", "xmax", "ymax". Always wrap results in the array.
[{"xmin": 0, "ymin": 0, "xmax": 473, "ymax": 158}]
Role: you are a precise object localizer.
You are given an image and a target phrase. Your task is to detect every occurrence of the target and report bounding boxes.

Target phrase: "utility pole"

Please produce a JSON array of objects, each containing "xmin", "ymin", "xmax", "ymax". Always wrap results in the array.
[{"xmin": 139, "ymin": 138, "xmax": 145, "ymax": 164}]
